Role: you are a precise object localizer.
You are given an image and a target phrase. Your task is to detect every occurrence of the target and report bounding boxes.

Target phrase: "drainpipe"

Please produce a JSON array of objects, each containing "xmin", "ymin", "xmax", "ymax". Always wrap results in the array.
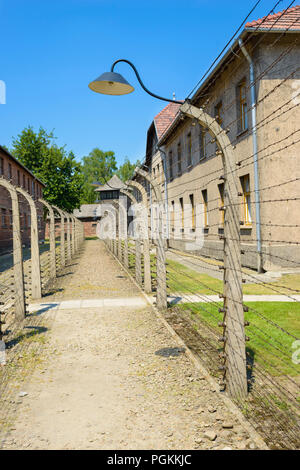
[
  {"xmin": 239, "ymin": 39, "xmax": 263, "ymax": 273},
  {"xmin": 157, "ymin": 146, "xmax": 169, "ymax": 243}
]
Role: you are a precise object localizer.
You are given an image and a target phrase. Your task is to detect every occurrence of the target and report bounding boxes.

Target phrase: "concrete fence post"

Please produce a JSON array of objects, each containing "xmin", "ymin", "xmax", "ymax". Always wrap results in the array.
[
  {"xmin": 120, "ymin": 189, "xmax": 143, "ymax": 286},
  {"xmin": 52, "ymin": 206, "xmax": 66, "ymax": 268},
  {"xmin": 71, "ymin": 217, "xmax": 75, "ymax": 256},
  {"xmin": 135, "ymin": 168, "xmax": 167, "ymax": 308},
  {"xmin": 180, "ymin": 101, "xmax": 247, "ymax": 400},
  {"xmin": 66, "ymin": 214, "xmax": 72, "ymax": 260},
  {"xmin": 127, "ymin": 180, "xmax": 152, "ymax": 293},
  {"xmin": 17, "ymin": 187, "xmax": 42, "ymax": 300},
  {"xmin": 0, "ymin": 179, "xmax": 26, "ymax": 320},
  {"xmin": 39, "ymin": 199, "xmax": 56, "ymax": 279}
]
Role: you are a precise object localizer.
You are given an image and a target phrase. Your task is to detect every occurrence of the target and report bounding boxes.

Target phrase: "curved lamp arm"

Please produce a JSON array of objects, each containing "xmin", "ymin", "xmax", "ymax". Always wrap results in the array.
[{"xmin": 111, "ymin": 59, "xmax": 183, "ymax": 105}]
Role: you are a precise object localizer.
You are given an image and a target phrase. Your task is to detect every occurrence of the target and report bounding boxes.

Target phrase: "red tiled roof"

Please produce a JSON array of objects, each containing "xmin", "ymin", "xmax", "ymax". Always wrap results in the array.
[
  {"xmin": 153, "ymin": 101, "xmax": 183, "ymax": 139},
  {"xmin": 245, "ymin": 5, "xmax": 300, "ymax": 30}
]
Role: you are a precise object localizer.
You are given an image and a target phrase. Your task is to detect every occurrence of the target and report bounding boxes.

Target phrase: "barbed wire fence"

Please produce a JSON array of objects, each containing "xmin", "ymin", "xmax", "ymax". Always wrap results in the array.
[
  {"xmin": 104, "ymin": 4, "xmax": 300, "ymax": 448},
  {"xmin": 0, "ymin": 177, "xmax": 84, "ymax": 346}
]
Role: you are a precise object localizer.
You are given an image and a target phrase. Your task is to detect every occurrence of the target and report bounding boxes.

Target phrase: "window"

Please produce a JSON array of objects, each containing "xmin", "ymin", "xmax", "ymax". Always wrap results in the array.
[
  {"xmin": 8, "ymin": 163, "xmax": 12, "ymax": 180},
  {"xmin": 202, "ymin": 190, "xmax": 208, "ymax": 227},
  {"xmin": 0, "ymin": 157, "xmax": 4, "ymax": 175},
  {"xmin": 17, "ymin": 170, "xmax": 20, "ymax": 186},
  {"xmin": 153, "ymin": 166, "xmax": 156, "ymax": 177},
  {"xmin": 1, "ymin": 208, "xmax": 7, "ymax": 228},
  {"xmin": 23, "ymin": 174, "xmax": 26, "ymax": 188},
  {"xmin": 32, "ymin": 180, "xmax": 35, "ymax": 197},
  {"xmin": 177, "ymin": 142, "xmax": 182, "ymax": 175},
  {"xmin": 171, "ymin": 201, "xmax": 175, "ymax": 232},
  {"xmin": 9, "ymin": 210, "xmax": 13, "ymax": 227},
  {"xmin": 157, "ymin": 163, "xmax": 160, "ymax": 182},
  {"xmin": 199, "ymin": 126, "xmax": 206, "ymax": 161},
  {"xmin": 28, "ymin": 178, "xmax": 30, "ymax": 193},
  {"xmin": 218, "ymin": 183, "xmax": 225, "ymax": 226},
  {"xmin": 215, "ymin": 101, "xmax": 223, "ymax": 126},
  {"xmin": 169, "ymin": 151, "xmax": 173, "ymax": 181},
  {"xmin": 179, "ymin": 197, "xmax": 184, "ymax": 231},
  {"xmin": 187, "ymin": 132, "xmax": 192, "ymax": 167},
  {"xmin": 189, "ymin": 194, "xmax": 195, "ymax": 230},
  {"xmin": 240, "ymin": 174, "xmax": 252, "ymax": 225},
  {"xmin": 215, "ymin": 102, "xmax": 223, "ymax": 151},
  {"xmin": 238, "ymin": 80, "xmax": 248, "ymax": 133},
  {"xmin": 24, "ymin": 213, "xmax": 27, "ymax": 228}
]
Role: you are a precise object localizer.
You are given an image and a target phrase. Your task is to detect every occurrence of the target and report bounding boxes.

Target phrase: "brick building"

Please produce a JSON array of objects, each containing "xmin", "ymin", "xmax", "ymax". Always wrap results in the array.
[
  {"xmin": 144, "ymin": 6, "xmax": 300, "ymax": 271},
  {"xmin": 0, "ymin": 146, "xmax": 46, "ymax": 253}
]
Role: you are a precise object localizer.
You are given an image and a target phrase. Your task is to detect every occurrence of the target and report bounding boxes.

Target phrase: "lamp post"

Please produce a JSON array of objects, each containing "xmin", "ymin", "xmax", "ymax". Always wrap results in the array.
[
  {"xmin": 88, "ymin": 61, "xmax": 247, "ymax": 399},
  {"xmin": 89, "ymin": 59, "xmax": 182, "ymax": 104}
]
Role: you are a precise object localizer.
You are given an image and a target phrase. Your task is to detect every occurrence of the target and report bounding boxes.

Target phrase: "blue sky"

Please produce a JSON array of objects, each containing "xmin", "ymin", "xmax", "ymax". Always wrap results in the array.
[{"xmin": 0, "ymin": 0, "xmax": 291, "ymax": 167}]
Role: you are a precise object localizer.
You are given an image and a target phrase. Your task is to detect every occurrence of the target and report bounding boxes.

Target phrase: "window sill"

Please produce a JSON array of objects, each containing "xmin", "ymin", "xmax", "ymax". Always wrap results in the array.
[
  {"xmin": 237, "ymin": 129, "xmax": 249, "ymax": 139},
  {"xmin": 187, "ymin": 165, "xmax": 193, "ymax": 172}
]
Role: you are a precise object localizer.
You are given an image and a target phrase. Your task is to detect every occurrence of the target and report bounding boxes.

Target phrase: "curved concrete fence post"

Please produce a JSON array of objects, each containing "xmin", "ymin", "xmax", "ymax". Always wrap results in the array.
[
  {"xmin": 39, "ymin": 199, "xmax": 56, "ymax": 279},
  {"xmin": 120, "ymin": 189, "xmax": 142, "ymax": 287},
  {"xmin": 0, "ymin": 178, "xmax": 26, "ymax": 320},
  {"xmin": 69, "ymin": 216, "xmax": 75, "ymax": 256},
  {"xmin": 127, "ymin": 180, "xmax": 152, "ymax": 293},
  {"xmin": 16, "ymin": 186, "xmax": 41, "ymax": 300},
  {"xmin": 117, "ymin": 197, "xmax": 128, "ymax": 264},
  {"xmin": 135, "ymin": 168, "xmax": 166, "ymax": 308},
  {"xmin": 180, "ymin": 101, "xmax": 247, "ymax": 400},
  {"xmin": 65, "ymin": 213, "xmax": 72, "ymax": 260},
  {"xmin": 103, "ymin": 208, "xmax": 117, "ymax": 256},
  {"xmin": 119, "ymin": 189, "xmax": 136, "ymax": 270},
  {"xmin": 52, "ymin": 205, "xmax": 66, "ymax": 268}
]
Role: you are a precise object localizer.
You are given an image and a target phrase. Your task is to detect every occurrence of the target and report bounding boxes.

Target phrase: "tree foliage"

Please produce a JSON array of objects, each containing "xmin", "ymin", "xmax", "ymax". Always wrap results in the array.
[
  {"xmin": 116, "ymin": 157, "xmax": 140, "ymax": 183},
  {"xmin": 11, "ymin": 126, "xmax": 84, "ymax": 211},
  {"xmin": 81, "ymin": 148, "xmax": 117, "ymax": 204}
]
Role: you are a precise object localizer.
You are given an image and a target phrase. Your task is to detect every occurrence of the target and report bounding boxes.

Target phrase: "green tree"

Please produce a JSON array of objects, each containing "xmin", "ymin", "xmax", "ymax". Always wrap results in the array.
[
  {"xmin": 116, "ymin": 157, "xmax": 140, "ymax": 183},
  {"xmin": 81, "ymin": 148, "xmax": 117, "ymax": 204},
  {"xmin": 11, "ymin": 126, "xmax": 84, "ymax": 211}
]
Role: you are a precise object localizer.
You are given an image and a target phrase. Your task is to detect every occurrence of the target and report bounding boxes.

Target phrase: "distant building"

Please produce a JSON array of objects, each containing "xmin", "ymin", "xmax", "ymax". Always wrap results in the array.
[
  {"xmin": 73, "ymin": 175, "xmax": 127, "ymax": 238},
  {"xmin": 0, "ymin": 146, "xmax": 46, "ymax": 253},
  {"xmin": 73, "ymin": 204, "xmax": 102, "ymax": 238},
  {"xmin": 94, "ymin": 174, "xmax": 126, "ymax": 201}
]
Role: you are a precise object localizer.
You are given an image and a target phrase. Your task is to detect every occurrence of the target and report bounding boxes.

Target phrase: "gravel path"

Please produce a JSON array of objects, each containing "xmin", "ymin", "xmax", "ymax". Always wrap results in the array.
[{"xmin": 1, "ymin": 240, "xmax": 264, "ymax": 450}]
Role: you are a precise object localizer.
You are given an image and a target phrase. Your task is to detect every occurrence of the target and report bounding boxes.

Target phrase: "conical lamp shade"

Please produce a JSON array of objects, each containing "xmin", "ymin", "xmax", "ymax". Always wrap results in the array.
[{"xmin": 88, "ymin": 71, "xmax": 134, "ymax": 95}]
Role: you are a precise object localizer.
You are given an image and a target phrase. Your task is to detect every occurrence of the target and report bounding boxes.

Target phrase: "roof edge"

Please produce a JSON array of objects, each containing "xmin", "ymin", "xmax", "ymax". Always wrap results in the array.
[{"xmin": 0, "ymin": 145, "xmax": 46, "ymax": 187}]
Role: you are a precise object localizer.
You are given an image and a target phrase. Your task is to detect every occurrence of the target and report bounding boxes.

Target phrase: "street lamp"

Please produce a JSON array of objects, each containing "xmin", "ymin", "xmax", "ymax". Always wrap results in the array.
[{"xmin": 88, "ymin": 59, "xmax": 183, "ymax": 104}]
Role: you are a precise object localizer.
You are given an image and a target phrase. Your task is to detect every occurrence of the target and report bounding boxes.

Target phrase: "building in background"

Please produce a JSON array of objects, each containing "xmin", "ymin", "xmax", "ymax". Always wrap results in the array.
[
  {"xmin": 0, "ymin": 145, "xmax": 45, "ymax": 253},
  {"xmin": 73, "ymin": 175, "xmax": 127, "ymax": 238}
]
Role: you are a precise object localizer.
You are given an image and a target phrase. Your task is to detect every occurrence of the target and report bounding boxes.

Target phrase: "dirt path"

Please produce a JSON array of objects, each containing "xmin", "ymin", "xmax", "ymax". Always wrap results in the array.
[{"xmin": 1, "ymin": 240, "xmax": 264, "ymax": 450}]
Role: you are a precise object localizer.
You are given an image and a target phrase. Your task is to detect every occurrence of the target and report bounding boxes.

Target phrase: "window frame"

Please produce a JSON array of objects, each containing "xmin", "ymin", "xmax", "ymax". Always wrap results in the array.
[
  {"xmin": 238, "ymin": 79, "xmax": 248, "ymax": 133},
  {"xmin": 199, "ymin": 126, "xmax": 206, "ymax": 161},
  {"xmin": 240, "ymin": 174, "xmax": 252, "ymax": 226},
  {"xmin": 168, "ymin": 151, "xmax": 173, "ymax": 181},
  {"xmin": 177, "ymin": 142, "xmax": 182, "ymax": 176},
  {"xmin": 186, "ymin": 132, "xmax": 192, "ymax": 168},
  {"xmin": 202, "ymin": 189, "xmax": 208, "ymax": 228},
  {"xmin": 218, "ymin": 183, "xmax": 225, "ymax": 226}
]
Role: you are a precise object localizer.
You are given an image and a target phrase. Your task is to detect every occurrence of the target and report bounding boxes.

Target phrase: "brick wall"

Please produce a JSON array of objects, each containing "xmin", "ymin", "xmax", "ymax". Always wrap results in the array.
[{"xmin": 0, "ymin": 147, "xmax": 45, "ymax": 253}]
